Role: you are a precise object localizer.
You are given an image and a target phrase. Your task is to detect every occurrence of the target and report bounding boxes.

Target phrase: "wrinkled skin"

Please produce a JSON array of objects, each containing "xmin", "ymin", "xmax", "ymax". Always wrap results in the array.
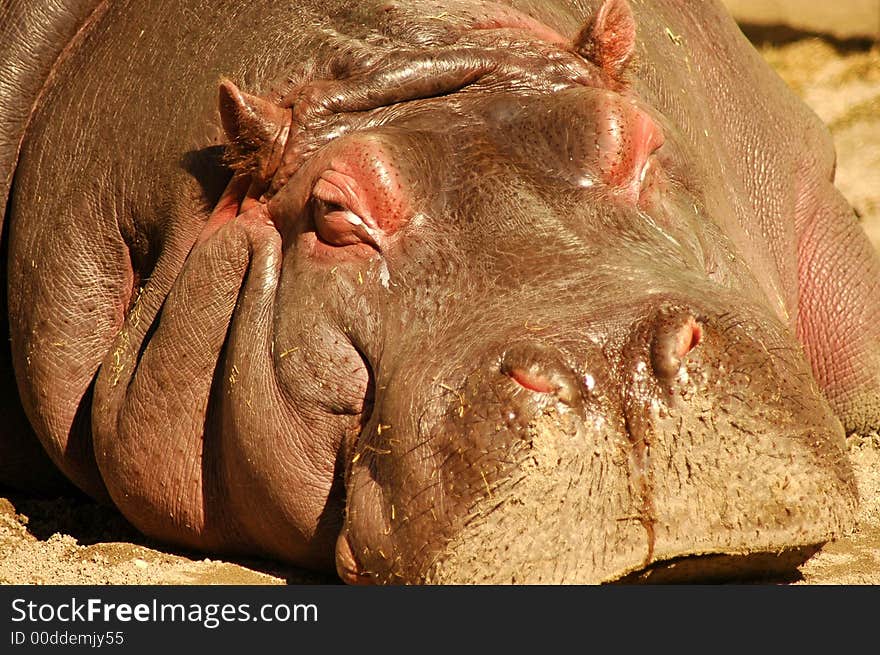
[{"xmin": 1, "ymin": 0, "xmax": 878, "ymax": 583}]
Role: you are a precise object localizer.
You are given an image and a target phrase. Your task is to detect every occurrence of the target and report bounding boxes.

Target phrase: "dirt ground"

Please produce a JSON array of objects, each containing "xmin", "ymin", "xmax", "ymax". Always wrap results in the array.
[{"xmin": 1, "ymin": 33, "xmax": 879, "ymax": 586}]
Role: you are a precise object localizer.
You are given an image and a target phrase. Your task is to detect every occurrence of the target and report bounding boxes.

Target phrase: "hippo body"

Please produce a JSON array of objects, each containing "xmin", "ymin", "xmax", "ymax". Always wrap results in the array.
[{"xmin": 0, "ymin": 0, "xmax": 878, "ymax": 583}]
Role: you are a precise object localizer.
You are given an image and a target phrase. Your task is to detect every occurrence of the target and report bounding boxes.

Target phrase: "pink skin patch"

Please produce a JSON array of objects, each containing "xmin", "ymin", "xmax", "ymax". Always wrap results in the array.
[
  {"xmin": 311, "ymin": 142, "xmax": 411, "ymax": 252},
  {"xmin": 507, "ymin": 367, "xmax": 557, "ymax": 395},
  {"xmin": 197, "ymin": 174, "xmax": 251, "ymax": 244},
  {"xmin": 267, "ymin": 135, "xmax": 413, "ymax": 262},
  {"xmin": 675, "ymin": 318, "xmax": 703, "ymax": 359},
  {"xmin": 467, "ymin": 3, "xmax": 570, "ymax": 46},
  {"xmin": 598, "ymin": 103, "xmax": 665, "ymax": 202},
  {"xmin": 312, "ymin": 171, "xmax": 381, "ymax": 249},
  {"xmin": 197, "ymin": 174, "xmax": 275, "ymax": 245},
  {"xmin": 651, "ymin": 315, "xmax": 703, "ymax": 382}
]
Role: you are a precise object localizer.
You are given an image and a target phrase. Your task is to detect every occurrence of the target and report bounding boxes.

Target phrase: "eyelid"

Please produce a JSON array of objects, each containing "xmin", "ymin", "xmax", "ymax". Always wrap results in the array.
[
  {"xmin": 312, "ymin": 199, "xmax": 381, "ymax": 250},
  {"xmin": 313, "ymin": 170, "xmax": 374, "ymax": 225}
]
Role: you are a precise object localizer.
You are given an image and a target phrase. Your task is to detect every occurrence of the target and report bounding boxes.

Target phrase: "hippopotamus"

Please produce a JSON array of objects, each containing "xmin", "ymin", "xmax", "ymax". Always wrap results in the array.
[{"xmin": 1, "ymin": 0, "xmax": 877, "ymax": 584}]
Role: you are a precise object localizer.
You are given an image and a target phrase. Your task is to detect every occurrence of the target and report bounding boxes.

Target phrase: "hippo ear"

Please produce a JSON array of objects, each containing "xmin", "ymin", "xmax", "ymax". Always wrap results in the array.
[
  {"xmin": 218, "ymin": 79, "xmax": 290, "ymax": 180},
  {"xmin": 575, "ymin": 0, "xmax": 636, "ymax": 77}
]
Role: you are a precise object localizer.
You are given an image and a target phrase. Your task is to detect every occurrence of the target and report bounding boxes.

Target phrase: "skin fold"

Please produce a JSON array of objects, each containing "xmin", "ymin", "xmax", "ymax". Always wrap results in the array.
[{"xmin": 0, "ymin": 0, "xmax": 877, "ymax": 583}]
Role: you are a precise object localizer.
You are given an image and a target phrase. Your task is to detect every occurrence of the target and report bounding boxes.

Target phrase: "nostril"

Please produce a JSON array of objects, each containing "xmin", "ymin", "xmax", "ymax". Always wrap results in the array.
[
  {"xmin": 650, "ymin": 314, "xmax": 702, "ymax": 380},
  {"xmin": 677, "ymin": 318, "xmax": 702, "ymax": 358},
  {"xmin": 500, "ymin": 345, "xmax": 582, "ymax": 407},
  {"xmin": 506, "ymin": 366, "xmax": 557, "ymax": 395}
]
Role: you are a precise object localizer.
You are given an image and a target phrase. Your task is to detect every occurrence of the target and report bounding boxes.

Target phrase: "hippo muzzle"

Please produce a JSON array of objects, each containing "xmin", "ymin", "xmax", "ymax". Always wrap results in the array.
[{"xmin": 334, "ymin": 292, "xmax": 856, "ymax": 583}]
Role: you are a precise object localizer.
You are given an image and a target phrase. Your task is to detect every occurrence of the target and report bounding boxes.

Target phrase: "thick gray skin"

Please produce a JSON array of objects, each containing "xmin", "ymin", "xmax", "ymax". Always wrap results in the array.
[{"xmin": 0, "ymin": 0, "xmax": 877, "ymax": 583}]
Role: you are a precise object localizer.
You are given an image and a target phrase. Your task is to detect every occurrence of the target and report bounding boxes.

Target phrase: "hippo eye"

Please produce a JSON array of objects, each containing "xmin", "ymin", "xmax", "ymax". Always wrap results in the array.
[
  {"xmin": 311, "ymin": 172, "xmax": 381, "ymax": 249},
  {"xmin": 312, "ymin": 199, "xmax": 380, "ymax": 249}
]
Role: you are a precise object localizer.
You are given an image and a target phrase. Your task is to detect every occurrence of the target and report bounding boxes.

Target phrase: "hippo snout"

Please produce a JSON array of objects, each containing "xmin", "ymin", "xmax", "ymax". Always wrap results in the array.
[{"xmin": 337, "ymin": 300, "xmax": 857, "ymax": 584}]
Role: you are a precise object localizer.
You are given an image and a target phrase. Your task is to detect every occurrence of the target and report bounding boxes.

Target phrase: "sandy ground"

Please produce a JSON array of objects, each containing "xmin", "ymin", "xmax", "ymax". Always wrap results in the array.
[{"xmin": 1, "ymin": 34, "xmax": 879, "ymax": 586}]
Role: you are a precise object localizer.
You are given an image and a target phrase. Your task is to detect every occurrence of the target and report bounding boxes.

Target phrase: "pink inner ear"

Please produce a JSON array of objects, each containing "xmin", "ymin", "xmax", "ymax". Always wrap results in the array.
[{"xmin": 590, "ymin": 0, "xmax": 637, "ymax": 76}]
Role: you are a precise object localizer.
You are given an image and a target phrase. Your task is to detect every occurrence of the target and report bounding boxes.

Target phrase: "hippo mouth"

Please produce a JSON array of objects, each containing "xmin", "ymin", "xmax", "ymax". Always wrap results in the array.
[{"xmin": 616, "ymin": 546, "xmax": 823, "ymax": 584}]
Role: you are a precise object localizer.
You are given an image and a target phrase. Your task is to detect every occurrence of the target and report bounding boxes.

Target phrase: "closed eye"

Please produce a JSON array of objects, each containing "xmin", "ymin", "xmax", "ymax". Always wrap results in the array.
[{"xmin": 312, "ymin": 196, "xmax": 381, "ymax": 250}]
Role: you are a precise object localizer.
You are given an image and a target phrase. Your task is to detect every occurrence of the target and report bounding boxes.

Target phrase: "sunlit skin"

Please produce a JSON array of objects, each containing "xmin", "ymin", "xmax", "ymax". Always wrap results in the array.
[{"xmin": 1, "ymin": 0, "xmax": 877, "ymax": 583}]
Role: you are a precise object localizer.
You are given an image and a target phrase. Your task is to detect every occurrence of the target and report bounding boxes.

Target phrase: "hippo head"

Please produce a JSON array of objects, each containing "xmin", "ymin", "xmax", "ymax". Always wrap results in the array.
[{"xmin": 210, "ymin": 0, "xmax": 856, "ymax": 583}]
